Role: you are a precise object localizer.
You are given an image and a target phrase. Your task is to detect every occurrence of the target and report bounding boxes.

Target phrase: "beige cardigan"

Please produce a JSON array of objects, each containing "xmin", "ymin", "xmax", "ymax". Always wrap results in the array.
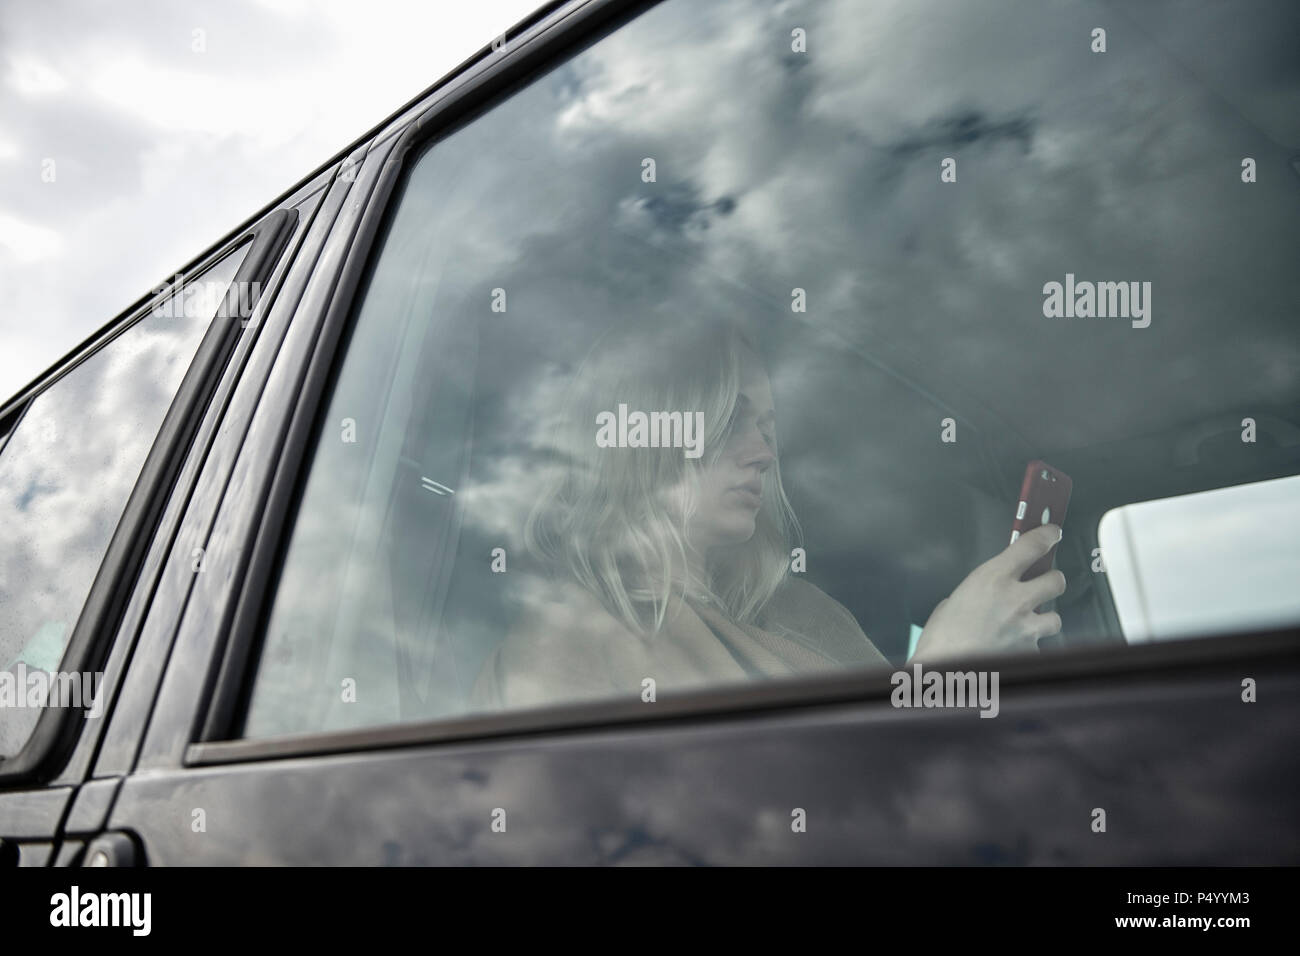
[{"xmin": 468, "ymin": 575, "xmax": 889, "ymax": 712}]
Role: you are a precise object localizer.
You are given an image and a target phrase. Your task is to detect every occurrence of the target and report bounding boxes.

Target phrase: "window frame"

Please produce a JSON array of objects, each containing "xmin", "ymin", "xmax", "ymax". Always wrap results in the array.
[
  {"xmin": 196, "ymin": 0, "xmax": 657, "ymax": 751},
  {"xmin": 0, "ymin": 398, "xmax": 31, "ymax": 460},
  {"xmin": 187, "ymin": 0, "xmax": 1300, "ymax": 768},
  {"xmin": 0, "ymin": 208, "xmax": 297, "ymax": 785}
]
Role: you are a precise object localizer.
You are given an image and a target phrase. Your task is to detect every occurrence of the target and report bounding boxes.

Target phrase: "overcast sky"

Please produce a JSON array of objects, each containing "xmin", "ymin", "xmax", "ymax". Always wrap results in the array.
[{"xmin": 0, "ymin": 0, "xmax": 542, "ymax": 401}]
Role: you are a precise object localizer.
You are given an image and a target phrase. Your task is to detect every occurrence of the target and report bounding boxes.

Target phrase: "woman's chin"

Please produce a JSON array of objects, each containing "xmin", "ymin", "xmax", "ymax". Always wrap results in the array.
[{"xmin": 712, "ymin": 515, "xmax": 759, "ymax": 547}]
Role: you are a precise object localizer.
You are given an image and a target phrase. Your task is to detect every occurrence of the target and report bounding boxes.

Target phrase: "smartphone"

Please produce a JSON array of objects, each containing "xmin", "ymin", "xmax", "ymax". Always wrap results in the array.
[{"xmin": 1010, "ymin": 460, "xmax": 1072, "ymax": 581}]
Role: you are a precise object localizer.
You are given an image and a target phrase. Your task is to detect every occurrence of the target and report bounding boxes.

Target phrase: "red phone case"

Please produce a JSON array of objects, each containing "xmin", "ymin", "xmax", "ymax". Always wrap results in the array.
[{"xmin": 1011, "ymin": 460, "xmax": 1072, "ymax": 581}]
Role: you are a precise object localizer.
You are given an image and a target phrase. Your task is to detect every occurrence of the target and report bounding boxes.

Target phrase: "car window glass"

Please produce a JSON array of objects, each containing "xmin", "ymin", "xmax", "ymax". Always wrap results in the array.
[
  {"xmin": 241, "ymin": 0, "xmax": 1300, "ymax": 740},
  {"xmin": 0, "ymin": 244, "xmax": 248, "ymax": 757}
]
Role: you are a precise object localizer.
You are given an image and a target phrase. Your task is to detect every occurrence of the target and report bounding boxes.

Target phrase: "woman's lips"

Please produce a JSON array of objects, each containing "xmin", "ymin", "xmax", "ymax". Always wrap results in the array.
[{"xmin": 731, "ymin": 483, "xmax": 762, "ymax": 508}]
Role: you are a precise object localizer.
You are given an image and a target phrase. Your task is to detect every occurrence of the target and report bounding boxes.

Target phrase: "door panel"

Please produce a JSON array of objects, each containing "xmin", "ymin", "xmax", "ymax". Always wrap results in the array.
[
  {"xmin": 106, "ymin": 647, "xmax": 1300, "ymax": 864},
  {"xmin": 0, "ymin": 787, "xmax": 73, "ymax": 840}
]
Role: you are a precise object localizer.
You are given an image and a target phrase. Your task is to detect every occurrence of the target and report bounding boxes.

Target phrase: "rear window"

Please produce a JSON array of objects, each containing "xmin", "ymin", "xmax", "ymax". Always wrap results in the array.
[{"xmin": 0, "ymin": 245, "xmax": 248, "ymax": 757}]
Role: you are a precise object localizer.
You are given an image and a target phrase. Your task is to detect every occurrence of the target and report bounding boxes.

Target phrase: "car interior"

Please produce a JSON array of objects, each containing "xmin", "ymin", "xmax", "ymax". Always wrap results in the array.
[{"xmin": 352, "ymin": 222, "xmax": 1299, "ymax": 725}]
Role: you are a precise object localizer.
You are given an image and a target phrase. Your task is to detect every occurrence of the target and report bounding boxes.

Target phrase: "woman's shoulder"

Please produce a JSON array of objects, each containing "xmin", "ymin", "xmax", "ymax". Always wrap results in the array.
[
  {"xmin": 764, "ymin": 575, "xmax": 853, "ymax": 622},
  {"xmin": 516, "ymin": 574, "xmax": 646, "ymax": 645},
  {"xmin": 469, "ymin": 573, "xmax": 650, "ymax": 710}
]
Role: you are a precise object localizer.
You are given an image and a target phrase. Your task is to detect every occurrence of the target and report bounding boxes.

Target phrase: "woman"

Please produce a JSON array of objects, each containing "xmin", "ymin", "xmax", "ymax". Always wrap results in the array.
[{"xmin": 469, "ymin": 315, "xmax": 1064, "ymax": 711}]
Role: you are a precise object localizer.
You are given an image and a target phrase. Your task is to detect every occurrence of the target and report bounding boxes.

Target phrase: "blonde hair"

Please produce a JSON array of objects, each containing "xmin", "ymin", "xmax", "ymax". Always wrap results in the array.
[{"xmin": 524, "ymin": 315, "xmax": 800, "ymax": 637}]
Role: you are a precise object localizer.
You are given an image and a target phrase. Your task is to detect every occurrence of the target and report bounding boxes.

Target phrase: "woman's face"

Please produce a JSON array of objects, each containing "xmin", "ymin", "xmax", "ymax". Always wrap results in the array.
[{"xmin": 683, "ymin": 344, "xmax": 778, "ymax": 553}]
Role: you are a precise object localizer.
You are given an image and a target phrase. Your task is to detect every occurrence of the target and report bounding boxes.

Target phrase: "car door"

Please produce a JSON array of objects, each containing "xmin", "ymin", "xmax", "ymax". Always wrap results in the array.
[
  {"xmin": 0, "ymin": 203, "xmax": 307, "ymax": 866},
  {"xmin": 96, "ymin": 0, "xmax": 1300, "ymax": 865}
]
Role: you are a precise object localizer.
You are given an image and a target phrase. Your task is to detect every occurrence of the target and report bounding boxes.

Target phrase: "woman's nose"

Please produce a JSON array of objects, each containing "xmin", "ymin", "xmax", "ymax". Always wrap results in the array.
[{"xmin": 737, "ymin": 425, "xmax": 776, "ymax": 470}]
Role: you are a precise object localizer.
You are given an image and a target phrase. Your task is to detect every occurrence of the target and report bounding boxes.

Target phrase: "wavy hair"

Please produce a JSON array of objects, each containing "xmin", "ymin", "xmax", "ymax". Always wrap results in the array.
[{"xmin": 524, "ymin": 314, "xmax": 801, "ymax": 637}]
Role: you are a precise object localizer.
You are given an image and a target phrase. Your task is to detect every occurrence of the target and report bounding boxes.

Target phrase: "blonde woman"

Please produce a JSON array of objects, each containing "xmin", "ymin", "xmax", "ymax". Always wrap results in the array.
[{"xmin": 469, "ymin": 317, "xmax": 1064, "ymax": 711}]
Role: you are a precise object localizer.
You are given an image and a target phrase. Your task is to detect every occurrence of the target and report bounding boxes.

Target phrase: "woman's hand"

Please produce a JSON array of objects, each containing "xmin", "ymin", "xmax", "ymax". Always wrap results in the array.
[{"xmin": 909, "ymin": 524, "xmax": 1066, "ymax": 664}]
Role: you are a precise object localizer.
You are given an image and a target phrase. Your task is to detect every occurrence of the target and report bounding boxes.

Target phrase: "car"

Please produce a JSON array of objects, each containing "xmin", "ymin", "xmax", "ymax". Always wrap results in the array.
[{"xmin": 1, "ymin": 0, "xmax": 1298, "ymax": 867}]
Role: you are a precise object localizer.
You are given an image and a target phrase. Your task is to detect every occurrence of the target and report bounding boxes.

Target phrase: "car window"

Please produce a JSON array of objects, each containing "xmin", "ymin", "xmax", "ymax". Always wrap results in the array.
[
  {"xmin": 240, "ymin": 0, "xmax": 1300, "ymax": 739},
  {"xmin": 0, "ymin": 244, "xmax": 248, "ymax": 757}
]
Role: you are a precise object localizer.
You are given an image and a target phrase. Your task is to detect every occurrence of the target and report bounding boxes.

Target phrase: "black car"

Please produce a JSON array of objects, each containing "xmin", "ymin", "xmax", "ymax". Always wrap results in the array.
[{"xmin": 2, "ymin": 0, "xmax": 1298, "ymax": 867}]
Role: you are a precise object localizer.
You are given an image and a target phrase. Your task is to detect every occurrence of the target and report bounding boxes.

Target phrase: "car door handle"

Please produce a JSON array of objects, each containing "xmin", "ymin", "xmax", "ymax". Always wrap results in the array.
[{"xmin": 83, "ymin": 832, "xmax": 142, "ymax": 867}]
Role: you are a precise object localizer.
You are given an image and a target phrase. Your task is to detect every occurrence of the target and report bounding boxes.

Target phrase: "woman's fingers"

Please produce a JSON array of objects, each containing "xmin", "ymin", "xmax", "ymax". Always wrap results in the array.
[
  {"xmin": 998, "ymin": 523, "xmax": 1061, "ymax": 579},
  {"xmin": 920, "ymin": 531, "xmax": 1068, "ymax": 660},
  {"xmin": 1029, "ymin": 610, "xmax": 1063, "ymax": 640},
  {"xmin": 1020, "ymin": 568, "xmax": 1067, "ymax": 611},
  {"xmin": 1014, "ymin": 568, "xmax": 1065, "ymax": 643}
]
